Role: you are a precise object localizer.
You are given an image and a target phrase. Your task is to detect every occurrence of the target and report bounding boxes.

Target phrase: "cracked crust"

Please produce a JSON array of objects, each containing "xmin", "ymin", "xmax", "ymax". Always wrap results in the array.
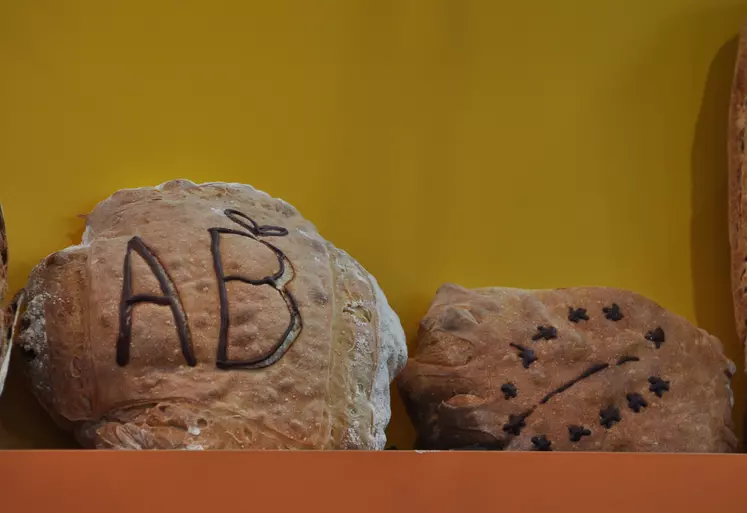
[
  {"xmin": 15, "ymin": 180, "xmax": 407, "ymax": 449},
  {"xmin": 398, "ymin": 284, "xmax": 736, "ymax": 452}
]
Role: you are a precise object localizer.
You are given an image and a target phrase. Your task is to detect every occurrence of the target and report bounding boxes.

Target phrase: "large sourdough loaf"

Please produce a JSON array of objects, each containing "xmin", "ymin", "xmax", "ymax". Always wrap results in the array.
[{"xmin": 15, "ymin": 180, "xmax": 407, "ymax": 449}]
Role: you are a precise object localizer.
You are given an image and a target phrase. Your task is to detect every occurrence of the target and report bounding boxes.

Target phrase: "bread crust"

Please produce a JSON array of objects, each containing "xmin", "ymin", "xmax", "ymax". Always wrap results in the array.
[
  {"xmin": 15, "ymin": 180, "xmax": 407, "ymax": 449},
  {"xmin": 0, "ymin": 205, "xmax": 9, "ymax": 397},
  {"xmin": 729, "ymin": 21, "xmax": 747, "ymax": 359},
  {"xmin": 398, "ymin": 284, "xmax": 736, "ymax": 452}
]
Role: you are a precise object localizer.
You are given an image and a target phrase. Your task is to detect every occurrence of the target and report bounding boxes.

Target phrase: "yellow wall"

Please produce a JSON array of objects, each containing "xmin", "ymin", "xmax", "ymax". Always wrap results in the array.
[{"xmin": 0, "ymin": 0, "xmax": 746, "ymax": 448}]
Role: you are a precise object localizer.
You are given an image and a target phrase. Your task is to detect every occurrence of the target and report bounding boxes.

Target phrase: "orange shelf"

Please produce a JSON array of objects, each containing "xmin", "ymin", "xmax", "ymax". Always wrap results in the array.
[{"xmin": 1, "ymin": 451, "xmax": 745, "ymax": 512}]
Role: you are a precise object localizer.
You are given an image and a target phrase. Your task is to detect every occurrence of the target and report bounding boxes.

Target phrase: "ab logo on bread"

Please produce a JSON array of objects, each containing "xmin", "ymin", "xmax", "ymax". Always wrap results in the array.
[{"xmin": 116, "ymin": 208, "xmax": 301, "ymax": 370}]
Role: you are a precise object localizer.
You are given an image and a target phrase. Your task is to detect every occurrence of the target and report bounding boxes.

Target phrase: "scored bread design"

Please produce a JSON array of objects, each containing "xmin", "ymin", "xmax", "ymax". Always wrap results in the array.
[
  {"xmin": 398, "ymin": 284, "xmax": 736, "ymax": 452},
  {"xmin": 13, "ymin": 180, "xmax": 407, "ymax": 449}
]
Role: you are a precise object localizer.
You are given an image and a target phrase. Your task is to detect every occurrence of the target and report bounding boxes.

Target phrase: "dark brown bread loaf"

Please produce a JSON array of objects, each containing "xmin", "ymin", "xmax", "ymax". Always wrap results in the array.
[{"xmin": 398, "ymin": 284, "xmax": 736, "ymax": 452}]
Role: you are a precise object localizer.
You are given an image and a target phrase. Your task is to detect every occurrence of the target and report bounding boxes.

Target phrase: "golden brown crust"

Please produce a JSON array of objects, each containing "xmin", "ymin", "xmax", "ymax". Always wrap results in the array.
[
  {"xmin": 16, "ymin": 249, "xmax": 92, "ymax": 430},
  {"xmin": 729, "ymin": 20, "xmax": 747, "ymax": 358},
  {"xmin": 15, "ymin": 181, "xmax": 407, "ymax": 449}
]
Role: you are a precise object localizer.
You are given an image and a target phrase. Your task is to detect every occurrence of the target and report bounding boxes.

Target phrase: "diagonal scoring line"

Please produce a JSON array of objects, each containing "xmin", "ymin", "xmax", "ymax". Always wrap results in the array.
[
  {"xmin": 538, "ymin": 355, "xmax": 639, "ymax": 405},
  {"xmin": 539, "ymin": 362, "xmax": 610, "ymax": 405},
  {"xmin": 501, "ymin": 354, "xmax": 641, "ymax": 441}
]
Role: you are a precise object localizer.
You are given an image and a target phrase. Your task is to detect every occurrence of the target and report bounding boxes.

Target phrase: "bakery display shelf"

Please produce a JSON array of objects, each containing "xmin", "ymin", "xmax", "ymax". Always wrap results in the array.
[{"xmin": 0, "ymin": 450, "xmax": 744, "ymax": 512}]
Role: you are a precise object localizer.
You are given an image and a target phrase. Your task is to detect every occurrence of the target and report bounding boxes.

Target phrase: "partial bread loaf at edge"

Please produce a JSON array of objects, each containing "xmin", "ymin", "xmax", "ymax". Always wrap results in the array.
[
  {"xmin": 729, "ymin": 21, "xmax": 747, "ymax": 362},
  {"xmin": 0, "ymin": 205, "xmax": 8, "ymax": 396}
]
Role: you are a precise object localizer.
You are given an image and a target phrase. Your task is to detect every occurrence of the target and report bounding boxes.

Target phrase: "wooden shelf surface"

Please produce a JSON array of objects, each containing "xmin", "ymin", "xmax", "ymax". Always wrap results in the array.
[{"xmin": 1, "ymin": 451, "xmax": 745, "ymax": 512}]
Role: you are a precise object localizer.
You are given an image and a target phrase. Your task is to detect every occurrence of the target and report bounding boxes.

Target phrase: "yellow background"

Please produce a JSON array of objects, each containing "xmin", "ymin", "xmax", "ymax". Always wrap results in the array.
[{"xmin": 0, "ymin": 0, "xmax": 746, "ymax": 449}]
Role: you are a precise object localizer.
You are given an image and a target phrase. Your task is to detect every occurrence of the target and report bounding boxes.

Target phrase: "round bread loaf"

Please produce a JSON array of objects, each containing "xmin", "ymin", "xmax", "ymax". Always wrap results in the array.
[
  {"xmin": 398, "ymin": 284, "xmax": 736, "ymax": 452},
  {"xmin": 15, "ymin": 180, "xmax": 407, "ymax": 449}
]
